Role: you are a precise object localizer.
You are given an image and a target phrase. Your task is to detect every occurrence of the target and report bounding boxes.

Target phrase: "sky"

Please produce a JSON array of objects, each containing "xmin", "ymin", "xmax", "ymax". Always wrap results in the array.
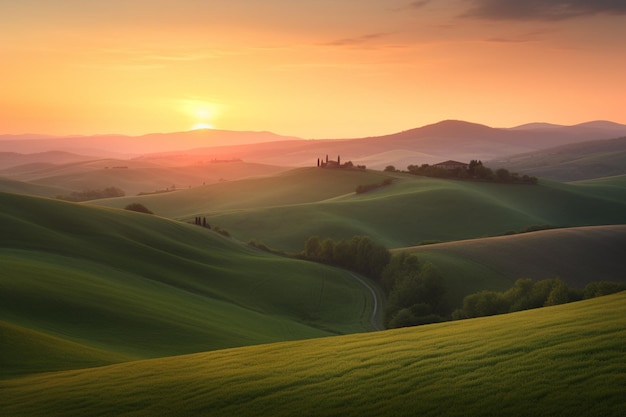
[{"xmin": 2, "ymin": 0, "xmax": 626, "ymax": 138}]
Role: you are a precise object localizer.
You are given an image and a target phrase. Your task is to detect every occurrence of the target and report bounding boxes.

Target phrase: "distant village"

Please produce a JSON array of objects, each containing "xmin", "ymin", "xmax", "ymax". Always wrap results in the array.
[{"xmin": 317, "ymin": 156, "xmax": 537, "ymax": 184}]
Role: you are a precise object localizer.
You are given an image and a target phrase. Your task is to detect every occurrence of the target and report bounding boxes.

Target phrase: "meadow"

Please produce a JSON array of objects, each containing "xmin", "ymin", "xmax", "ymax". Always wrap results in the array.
[
  {"xmin": 91, "ymin": 168, "xmax": 626, "ymax": 251},
  {"xmin": 2, "ymin": 291, "xmax": 624, "ymax": 416},
  {"xmin": 0, "ymin": 191, "xmax": 379, "ymax": 376},
  {"xmin": 400, "ymin": 225, "xmax": 626, "ymax": 306}
]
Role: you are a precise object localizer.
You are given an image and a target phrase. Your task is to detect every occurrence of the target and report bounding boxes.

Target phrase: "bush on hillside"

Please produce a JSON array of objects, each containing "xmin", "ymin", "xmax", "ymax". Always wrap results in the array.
[
  {"xmin": 57, "ymin": 187, "xmax": 125, "ymax": 202},
  {"xmin": 124, "ymin": 203, "xmax": 154, "ymax": 214}
]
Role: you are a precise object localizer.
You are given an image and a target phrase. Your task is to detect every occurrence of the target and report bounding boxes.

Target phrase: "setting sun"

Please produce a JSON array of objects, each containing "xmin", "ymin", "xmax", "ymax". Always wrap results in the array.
[{"xmin": 191, "ymin": 123, "xmax": 214, "ymax": 130}]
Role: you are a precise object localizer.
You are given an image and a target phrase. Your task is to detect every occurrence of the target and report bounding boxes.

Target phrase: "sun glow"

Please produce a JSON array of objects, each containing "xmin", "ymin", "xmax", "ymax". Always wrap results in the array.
[{"xmin": 192, "ymin": 123, "xmax": 214, "ymax": 130}]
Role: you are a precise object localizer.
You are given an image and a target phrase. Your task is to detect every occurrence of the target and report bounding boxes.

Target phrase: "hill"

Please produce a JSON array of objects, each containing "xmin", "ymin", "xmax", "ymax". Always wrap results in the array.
[
  {"xmin": 489, "ymin": 136, "xmax": 626, "ymax": 181},
  {"xmin": 90, "ymin": 169, "xmax": 626, "ymax": 252},
  {"xmin": 397, "ymin": 225, "xmax": 626, "ymax": 306},
  {"xmin": 0, "ymin": 159, "xmax": 290, "ymax": 196},
  {"xmin": 2, "ymin": 291, "xmax": 624, "ymax": 416},
  {"xmin": 0, "ymin": 192, "xmax": 378, "ymax": 376},
  {"xmin": 0, "ymin": 129, "xmax": 302, "ymax": 158},
  {"xmin": 5, "ymin": 120, "xmax": 626, "ymax": 171}
]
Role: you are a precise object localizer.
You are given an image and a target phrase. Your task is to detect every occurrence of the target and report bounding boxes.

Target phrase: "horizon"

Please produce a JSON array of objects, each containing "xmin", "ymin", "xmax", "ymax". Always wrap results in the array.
[
  {"xmin": 3, "ymin": 118, "xmax": 626, "ymax": 140},
  {"xmin": 2, "ymin": 1, "xmax": 625, "ymax": 138}
]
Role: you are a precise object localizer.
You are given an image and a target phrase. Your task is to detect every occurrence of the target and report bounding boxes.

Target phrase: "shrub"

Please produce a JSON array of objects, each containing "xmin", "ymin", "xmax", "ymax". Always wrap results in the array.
[{"xmin": 124, "ymin": 203, "xmax": 153, "ymax": 214}]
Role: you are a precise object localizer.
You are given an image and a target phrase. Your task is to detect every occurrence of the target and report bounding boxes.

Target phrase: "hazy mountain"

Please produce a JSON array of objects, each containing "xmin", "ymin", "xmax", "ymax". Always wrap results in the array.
[
  {"xmin": 0, "ymin": 129, "xmax": 302, "ymax": 158},
  {"xmin": 139, "ymin": 120, "xmax": 626, "ymax": 170},
  {"xmin": 0, "ymin": 151, "xmax": 96, "ymax": 170},
  {"xmin": 3, "ymin": 120, "xmax": 626, "ymax": 171}
]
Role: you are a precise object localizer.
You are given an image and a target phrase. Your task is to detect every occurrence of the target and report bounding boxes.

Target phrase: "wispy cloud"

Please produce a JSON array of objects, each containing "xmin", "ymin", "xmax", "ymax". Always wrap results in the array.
[
  {"xmin": 410, "ymin": 0, "xmax": 432, "ymax": 9},
  {"xmin": 485, "ymin": 30, "xmax": 551, "ymax": 43},
  {"xmin": 321, "ymin": 32, "xmax": 392, "ymax": 47},
  {"xmin": 463, "ymin": 0, "xmax": 626, "ymax": 21}
]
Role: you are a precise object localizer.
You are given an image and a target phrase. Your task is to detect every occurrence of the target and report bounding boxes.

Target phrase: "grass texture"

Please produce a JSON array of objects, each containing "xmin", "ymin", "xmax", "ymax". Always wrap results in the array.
[
  {"xmin": 1, "ymin": 292, "xmax": 624, "ymax": 416},
  {"xmin": 0, "ymin": 191, "xmax": 377, "ymax": 376}
]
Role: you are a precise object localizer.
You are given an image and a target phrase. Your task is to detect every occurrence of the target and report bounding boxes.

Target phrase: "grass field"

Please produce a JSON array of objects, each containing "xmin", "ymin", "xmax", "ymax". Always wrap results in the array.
[
  {"xmin": 397, "ymin": 225, "xmax": 626, "ymax": 306},
  {"xmin": 134, "ymin": 170, "xmax": 626, "ymax": 251},
  {"xmin": 0, "ymin": 191, "xmax": 378, "ymax": 376},
  {"xmin": 2, "ymin": 291, "xmax": 624, "ymax": 416}
]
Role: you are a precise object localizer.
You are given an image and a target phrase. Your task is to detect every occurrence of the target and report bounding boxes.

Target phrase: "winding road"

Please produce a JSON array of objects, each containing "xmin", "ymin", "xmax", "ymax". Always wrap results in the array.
[{"xmin": 349, "ymin": 272, "xmax": 382, "ymax": 331}]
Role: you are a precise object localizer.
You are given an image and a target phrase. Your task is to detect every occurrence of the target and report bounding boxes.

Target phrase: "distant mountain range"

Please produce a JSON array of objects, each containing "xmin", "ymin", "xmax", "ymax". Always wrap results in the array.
[{"xmin": 2, "ymin": 120, "xmax": 626, "ymax": 172}]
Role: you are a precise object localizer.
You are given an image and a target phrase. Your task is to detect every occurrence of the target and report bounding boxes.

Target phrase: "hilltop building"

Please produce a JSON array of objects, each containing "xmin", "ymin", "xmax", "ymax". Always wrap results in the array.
[{"xmin": 318, "ymin": 154, "xmax": 342, "ymax": 168}]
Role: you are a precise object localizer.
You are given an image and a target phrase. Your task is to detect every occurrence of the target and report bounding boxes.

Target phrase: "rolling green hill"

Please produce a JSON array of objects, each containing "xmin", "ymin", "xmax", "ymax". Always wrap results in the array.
[
  {"xmin": 2, "ymin": 291, "xmax": 624, "ymax": 416},
  {"xmin": 490, "ymin": 136, "xmax": 626, "ymax": 181},
  {"xmin": 91, "ymin": 169, "xmax": 626, "ymax": 252},
  {"xmin": 0, "ymin": 192, "xmax": 378, "ymax": 376},
  {"xmin": 397, "ymin": 225, "xmax": 626, "ymax": 306}
]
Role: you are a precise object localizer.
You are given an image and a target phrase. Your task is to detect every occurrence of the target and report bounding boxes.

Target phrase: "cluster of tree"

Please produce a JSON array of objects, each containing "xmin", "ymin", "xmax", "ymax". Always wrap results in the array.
[
  {"xmin": 190, "ymin": 216, "xmax": 231, "ymax": 237},
  {"xmin": 124, "ymin": 203, "xmax": 153, "ymax": 214},
  {"xmin": 193, "ymin": 216, "xmax": 210, "ymax": 228},
  {"xmin": 301, "ymin": 236, "xmax": 448, "ymax": 328},
  {"xmin": 381, "ymin": 253, "xmax": 448, "ymax": 328},
  {"xmin": 355, "ymin": 178, "xmax": 393, "ymax": 194},
  {"xmin": 57, "ymin": 186, "xmax": 125, "ymax": 202},
  {"xmin": 302, "ymin": 235, "xmax": 391, "ymax": 279},
  {"xmin": 453, "ymin": 278, "xmax": 626, "ymax": 320},
  {"xmin": 406, "ymin": 160, "xmax": 538, "ymax": 184}
]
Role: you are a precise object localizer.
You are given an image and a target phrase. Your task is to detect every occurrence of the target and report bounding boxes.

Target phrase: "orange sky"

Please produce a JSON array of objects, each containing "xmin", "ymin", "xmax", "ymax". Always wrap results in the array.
[{"xmin": 2, "ymin": 0, "xmax": 626, "ymax": 138}]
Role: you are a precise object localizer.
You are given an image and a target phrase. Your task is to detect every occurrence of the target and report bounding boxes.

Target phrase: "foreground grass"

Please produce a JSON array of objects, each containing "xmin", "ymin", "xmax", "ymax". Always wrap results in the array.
[{"xmin": 2, "ymin": 292, "xmax": 624, "ymax": 416}]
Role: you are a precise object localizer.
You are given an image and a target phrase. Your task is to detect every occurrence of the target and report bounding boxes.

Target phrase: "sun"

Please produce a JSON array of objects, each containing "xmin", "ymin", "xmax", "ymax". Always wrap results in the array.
[{"xmin": 191, "ymin": 122, "xmax": 214, "ymax": 130}]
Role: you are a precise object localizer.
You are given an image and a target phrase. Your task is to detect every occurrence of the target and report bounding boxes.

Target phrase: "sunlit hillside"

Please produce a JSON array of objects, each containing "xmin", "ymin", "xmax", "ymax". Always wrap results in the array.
[
  {"xmin": 2, "ymin": 292, "xmax": 624, "ymax": 417},
  {"xmin": 90, "ymin": 169, "xmax": 626, "ymax": 251},
  {"xmin": 1, "ymin": 159, "xmax": 289, "ymax": 196},
  {"xmin": 398, "ymin": 225, "xmax": 626, "ymax": 306},
  {"xmin": 0, "ymin": 192, "xmax": 378, "ymax": 376}
]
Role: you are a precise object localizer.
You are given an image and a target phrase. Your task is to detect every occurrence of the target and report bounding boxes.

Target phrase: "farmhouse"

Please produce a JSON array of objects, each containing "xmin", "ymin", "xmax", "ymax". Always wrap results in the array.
[
  {"xmin": 318, "ymin": 155, "xmax": 342, "ymax": 168},
  {"xmin": 431, "ymin": 160, "xmax": 469, "ymax": 170}
]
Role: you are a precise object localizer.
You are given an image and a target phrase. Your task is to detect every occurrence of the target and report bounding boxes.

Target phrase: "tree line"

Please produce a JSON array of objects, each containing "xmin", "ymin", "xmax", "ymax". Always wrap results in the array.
[
  {"xmin": 57, "ymin": 186, "xmax": 125, "ymax": 202},
  {"xmin": 453, "ymin": 278, "xmax": 626, "ymax": 320},
  {"xmin": 301, "ymin": 236, "xmax": 448, "ymax": 328},
  {"xmin": 402, "ymin": 160, "xmax": 538, "ymax": 184}
]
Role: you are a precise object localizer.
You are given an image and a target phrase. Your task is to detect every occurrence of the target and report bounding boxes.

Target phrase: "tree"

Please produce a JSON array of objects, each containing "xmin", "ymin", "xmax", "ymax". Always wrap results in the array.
[
  {"xmin": 384, "ymin": 165, "xmax": 396, "ymax": 172},
  {"xmin": 124, "ymin": 203, "xmax": 153, "ymax": 214},
  {"xmin": 304, "ymin": 236, "xmax": 321, "ymax": 259}
]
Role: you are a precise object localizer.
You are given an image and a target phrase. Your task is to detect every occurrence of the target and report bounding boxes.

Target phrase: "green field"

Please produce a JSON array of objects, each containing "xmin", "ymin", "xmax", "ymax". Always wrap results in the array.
[
  {"xmin": 93, "ymin": 169, "xmax": 626, "ymax": 251},
  {"xmin": 0, "ymin": 192, "xmax": 379, "ymax": 376},
  {"xmin": 397, "ymin": 225, "xmax": 626, "ymax": 306},
  {"xmin": 2, "ymin": 292, "xmax": 624, "ymax": 416}
]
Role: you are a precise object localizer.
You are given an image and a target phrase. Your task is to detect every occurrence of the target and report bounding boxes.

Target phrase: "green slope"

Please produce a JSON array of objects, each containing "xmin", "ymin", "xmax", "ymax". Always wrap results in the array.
[
  {"xmin": 490, "ymin": 136, "xmax": 626, "ymax": 181},
  {"xmin": 0, "ymin": 176, "xmax": 71, "ymax": 197},
  {"xmin": 177, "ymin": 173, "xmax": 626, "ymax": 251},
  {"xmin": 397, "ymin": 225, "xmax": 626, "ymax": 306},
  {"xmin": 92, "ymin": 166, "xmax": 393, "ymax": 216},
  {"xmin": 2, "ymin": 292, "xmax": 624, "ymax": 416},
  {"xmin": 0, "ymin": 192, "xmax": 377, "ymax": 376}
]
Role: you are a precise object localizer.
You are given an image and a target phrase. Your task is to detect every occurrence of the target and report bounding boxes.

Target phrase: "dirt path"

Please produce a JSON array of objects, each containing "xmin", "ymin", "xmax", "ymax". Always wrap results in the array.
[{"xmin": 349, "ymin": 273, "xmax": 382, "ymax": 331}]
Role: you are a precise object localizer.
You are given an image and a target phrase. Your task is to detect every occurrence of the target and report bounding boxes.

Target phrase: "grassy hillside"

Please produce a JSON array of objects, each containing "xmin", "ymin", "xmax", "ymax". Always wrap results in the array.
[
  {"xmin": 0, "ymin": 192, "xmax": 378, "ymax": 376},
  {"xmin": 0, "ymin": 176, "xmax": 71, "ymax": 197},
  {"xmin": 91, "ymin": 169, "xmax": 626, "ymax": 251},
  {"xmin": 181, "ymin": 173, "xmax": 626, "ymax": 251},
  {"xmin": 2, "ymin": 292, "xmax": 624, "ymax": 416},
  {"xmin": 93, "ymin": 167, "xmax": 393, "ymax": 216},
  {"xmin": 2, "ymin": 159, "xmax": 289, "ymax": 196},
  {"xmin": 398, "ymin": 225, "xmax": 626, "ymax": 306},
  {"xmin": 490, "ymin": 136, "xmax": 626, "ymax": 181}
]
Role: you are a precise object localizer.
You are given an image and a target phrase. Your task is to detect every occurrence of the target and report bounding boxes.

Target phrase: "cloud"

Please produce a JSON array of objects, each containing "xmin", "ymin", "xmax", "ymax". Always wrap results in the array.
[
  {"xmin": 322, "ymin": 32, "xmax": 392, "ymax": 47},
  {"xmin": 464, "ymin": 0, "xmax": 626, "ymax": 21},
  {"xmin": 410, "ymin": 0, "xmax": 431, "ymax": 9}
]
